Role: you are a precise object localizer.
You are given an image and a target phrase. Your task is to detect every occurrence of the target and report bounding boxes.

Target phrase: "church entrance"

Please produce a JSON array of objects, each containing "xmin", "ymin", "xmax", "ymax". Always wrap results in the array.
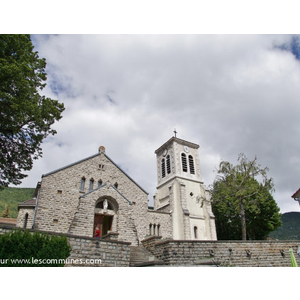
[
  {"xmin": 94, "ymin": 214, "xmax": 113, "ymax": 238},
  {"xmin": 94, "ymin": 197, "xmax": 118, "ymax": 238}
]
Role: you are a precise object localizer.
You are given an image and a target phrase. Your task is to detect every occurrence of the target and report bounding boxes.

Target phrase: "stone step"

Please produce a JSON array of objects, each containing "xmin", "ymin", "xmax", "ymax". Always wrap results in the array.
[{"xmin": 130, "ymin": 246, "xmax": 165, "ymax": 267}]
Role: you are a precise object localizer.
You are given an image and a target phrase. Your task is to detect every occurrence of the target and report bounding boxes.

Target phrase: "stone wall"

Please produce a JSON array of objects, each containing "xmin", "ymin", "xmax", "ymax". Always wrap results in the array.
[
  {"xmin": 0, "ymin": 226, "xmax": 130, "ymax": 267},
  {"xmin": 66, "ymin": 235, "xmax": 130, "ymax": 267},
  {"xmin": 2, "ymin": 225, "xmax": 300, "ymax": 267},
  {"xmin": 147, "ymin": 210, "xmax": 173, "ymax": 239},
  {"xmin": 16, "ymin": 208, "xmax": 35, "ymax": 229},
  {"xmin": 142, "ymin": 236, "xmax": 300, "ymax": 267}
]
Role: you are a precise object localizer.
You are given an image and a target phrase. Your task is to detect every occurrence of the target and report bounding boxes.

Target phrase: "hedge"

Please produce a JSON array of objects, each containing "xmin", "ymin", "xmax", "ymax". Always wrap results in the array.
[{"xmin": 0, "ymin": 229, "xmax": 71, "ymax": 267}]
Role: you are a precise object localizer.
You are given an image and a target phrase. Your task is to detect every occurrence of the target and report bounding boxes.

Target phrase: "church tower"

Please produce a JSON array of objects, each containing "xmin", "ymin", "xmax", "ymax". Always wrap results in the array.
[{"xmin": 154, "ymin": 134, "xmax": 217, "ymax": 240}]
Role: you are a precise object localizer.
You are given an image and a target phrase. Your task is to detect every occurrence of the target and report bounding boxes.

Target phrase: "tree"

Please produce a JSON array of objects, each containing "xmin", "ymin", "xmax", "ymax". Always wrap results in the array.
[
  {"xmin": 211, "ymin": 153, "xmax": 282, "ymax": 240},
  {"xmin": 1, "ymin": 205, "xmax": 10, "ymax": 218},
  {"xmin": 0, "ymin": 34, "xmax": 65, "ymax": 188}
]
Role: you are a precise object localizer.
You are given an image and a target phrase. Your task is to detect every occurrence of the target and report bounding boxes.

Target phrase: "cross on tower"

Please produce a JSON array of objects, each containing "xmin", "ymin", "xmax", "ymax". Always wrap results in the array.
[{"xmin": 173, "ymin": 129, "xmax": 177, "ymax": 138}]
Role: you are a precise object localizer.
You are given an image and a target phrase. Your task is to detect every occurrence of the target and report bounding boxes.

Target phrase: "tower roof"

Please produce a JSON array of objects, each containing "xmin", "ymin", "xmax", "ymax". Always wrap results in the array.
[{"xmin": 155, "ymin": 137, "xmax": 199, "ymax": 154}]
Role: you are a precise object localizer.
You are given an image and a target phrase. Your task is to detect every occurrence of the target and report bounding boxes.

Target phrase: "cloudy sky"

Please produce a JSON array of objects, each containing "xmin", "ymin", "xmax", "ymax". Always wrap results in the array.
[{"xmin": 16, "ymin": 34, "xmax": 300, "ymax": 213}]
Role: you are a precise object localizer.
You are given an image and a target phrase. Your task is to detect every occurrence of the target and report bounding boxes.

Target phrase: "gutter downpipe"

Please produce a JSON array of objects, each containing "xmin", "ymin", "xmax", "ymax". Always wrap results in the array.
[{"xmin": 31, "ymin": 183, "xmax": 41, "ymax": 229}]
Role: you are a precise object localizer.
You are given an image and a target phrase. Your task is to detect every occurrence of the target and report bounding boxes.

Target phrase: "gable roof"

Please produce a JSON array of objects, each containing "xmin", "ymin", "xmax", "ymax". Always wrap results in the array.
[
  {"xmin": 291, "ymin": 188, "xmax": 300, "ymax": 199},
  {"xmin": 18, "ymin": 198, "xmax": 37, "ymax": 208},
  {"xmin": 42, "ymin": 152, "xmax": 148, "ymax": 195}
]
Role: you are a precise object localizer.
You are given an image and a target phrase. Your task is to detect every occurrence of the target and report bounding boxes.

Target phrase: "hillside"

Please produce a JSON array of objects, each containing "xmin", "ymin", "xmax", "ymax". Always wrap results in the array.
[
  {"xmin": 0, "ymin": 187, "xmax": 35, "ymax": 219},
  {"xmin": 269, "ymin": 211, "xmax": 300, "ymax": 240}
]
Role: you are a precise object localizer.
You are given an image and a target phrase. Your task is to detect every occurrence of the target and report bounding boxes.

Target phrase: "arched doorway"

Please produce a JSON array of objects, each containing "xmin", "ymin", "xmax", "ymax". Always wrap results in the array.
[{"xmin": 94, "ymin": 197, "xmax": 118, "ymax": 238}]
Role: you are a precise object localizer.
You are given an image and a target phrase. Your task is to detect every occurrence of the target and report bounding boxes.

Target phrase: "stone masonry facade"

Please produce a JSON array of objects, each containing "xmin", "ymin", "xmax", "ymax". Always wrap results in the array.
[
  {"xmin": 17, "ymin": 137, "xmax": 217, "ymax": 245},
  {"xmin": 17, "ymin": 146, "xmax": 176, "ymax": 246},
  {"xmin": 16, "ymin": 208, "xmax": 35, "ymax": 229},
  {"xmin": 31, "ymin": 148, "xmax": 150, "ymax": 245}
]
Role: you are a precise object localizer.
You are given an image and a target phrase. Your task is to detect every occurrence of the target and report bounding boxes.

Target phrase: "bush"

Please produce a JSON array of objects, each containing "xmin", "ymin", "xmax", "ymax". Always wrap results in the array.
[{"xmin": 0, "ymin": 229, "xmax": 71, "ymax": 267}]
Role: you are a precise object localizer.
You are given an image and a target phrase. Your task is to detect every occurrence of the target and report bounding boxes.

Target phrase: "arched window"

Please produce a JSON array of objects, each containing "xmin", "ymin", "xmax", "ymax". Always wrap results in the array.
[
  {"xmin": 98, "ymin": 179, "xmax": 103, "ymax": 187},
  {"xmin": 80, "ymin": 177, "xmax": 86, "ymax": 191},
  {"xmin": 149, "ymin": 223, "xmax": 152, "ymax": 235},
  {"xmin": 166, "ymin": 155, "xmax": 171, "ymax": 174},
  {"xmin": 89, "ymin": 178, "xmax": 94, "ymax": 191},
  {"xmin": 161, "ymin": 158, "xmax": 166, "ymax": 178},
  {"xmin": 189, "ymin": 155, "xmax": 195, "ymax": 174},
  {"xmin": 194, "ymin": 226, "xmax": 198, "ymax": 239},
  {"xmin": 114, "ymin": 182, "xmax": 118, "ymax": 189},
  {"xmin": 181, "ymin": 153, "xmax": 187, "ymax": 172},
  {"xmin": 157, "ymin": 224, "xmax": 160, "ymax": 236}
]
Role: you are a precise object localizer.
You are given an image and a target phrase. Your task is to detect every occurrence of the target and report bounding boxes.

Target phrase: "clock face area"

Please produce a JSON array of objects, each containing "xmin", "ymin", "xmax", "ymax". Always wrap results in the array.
[{"xmin": 156, "ymin": 138, "xmax": 202, "ymax": 186}]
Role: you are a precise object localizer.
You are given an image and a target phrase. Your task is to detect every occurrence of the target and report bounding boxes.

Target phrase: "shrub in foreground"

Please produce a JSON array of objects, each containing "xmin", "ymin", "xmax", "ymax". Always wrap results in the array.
[{"xmin": 0, "ymin": 229, "xmax": 71, "ymax": 267}]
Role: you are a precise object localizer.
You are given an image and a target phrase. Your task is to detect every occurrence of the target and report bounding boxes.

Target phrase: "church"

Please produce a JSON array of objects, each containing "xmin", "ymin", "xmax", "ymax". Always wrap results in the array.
[{"xmin": 16, "ymin": 136, "xmax": 217, "ymax": 245}]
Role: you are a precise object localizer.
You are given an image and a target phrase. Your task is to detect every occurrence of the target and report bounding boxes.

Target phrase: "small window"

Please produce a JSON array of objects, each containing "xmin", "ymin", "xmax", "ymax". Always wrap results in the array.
[
  {"xmin": 98, "ymin": 179, "xmax": 103, "ymax": 187},
  {"xmin": 89, "ymin": 179, "xmax": 94, "ymax": 191},
  {"xmin": 114, "ymin": 182, "xmax": 118, "ymax": 189},
  {"xmin": 166, "ymin": 155, "xmax": 171, "ymax": 174},
  {"xmin": 149, "ymin": 223, "xmax": 152, "ymax": 235},
  {"xmin": 23, "ymin": 213, "xmax": 29, "ymax": 229},
  {"xmin": 80, "ymin": 177, "xmax": 86, "ymax": 191},
  {"xmin": 181, "ymin": 153, "xmax": 187, "ymax": 172},
  {"xmin": 189, "ymin": 155, "xmax": 195, "ymax": 174},
  {"xmin": 157, "ymin": 224, "xmax": 160, "ymax": 236},
  {"xmin": 161, "ymin": 158, "xmax": 166, "ymax": 178},
  {"xmin": 194, "ymin": 226, "xmax": 198, "ymax": 239}
]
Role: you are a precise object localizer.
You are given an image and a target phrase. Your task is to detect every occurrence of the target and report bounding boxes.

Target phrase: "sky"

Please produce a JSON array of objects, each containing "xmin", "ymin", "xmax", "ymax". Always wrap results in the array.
[{"xmin": 14, "ymin": 34, "xmax": 300, "ymax": 213}]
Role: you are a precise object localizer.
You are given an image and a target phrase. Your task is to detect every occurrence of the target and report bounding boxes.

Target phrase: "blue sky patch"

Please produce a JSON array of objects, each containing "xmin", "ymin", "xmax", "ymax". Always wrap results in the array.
[{"xmin": 275, "ymin": 35, "xmax": 300, "ymax": 60}]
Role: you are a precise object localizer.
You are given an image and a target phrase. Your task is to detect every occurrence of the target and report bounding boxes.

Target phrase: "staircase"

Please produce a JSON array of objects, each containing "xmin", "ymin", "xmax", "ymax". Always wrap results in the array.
[{"xmin": 130, "ymin": 246, "xmax": 165, "ymax": 267}]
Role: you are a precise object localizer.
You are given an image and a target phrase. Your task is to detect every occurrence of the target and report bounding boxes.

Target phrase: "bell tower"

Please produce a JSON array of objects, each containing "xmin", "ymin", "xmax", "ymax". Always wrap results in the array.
[{"xmin": 153, "ymin": 134, "xmax": 217, "ymax": 240}]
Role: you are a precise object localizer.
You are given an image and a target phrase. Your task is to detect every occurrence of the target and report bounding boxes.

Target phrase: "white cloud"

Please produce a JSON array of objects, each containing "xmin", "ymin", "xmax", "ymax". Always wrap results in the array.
[{"xmin": 18, "ymin": 34, "xmax": 300, "ymax": 213}]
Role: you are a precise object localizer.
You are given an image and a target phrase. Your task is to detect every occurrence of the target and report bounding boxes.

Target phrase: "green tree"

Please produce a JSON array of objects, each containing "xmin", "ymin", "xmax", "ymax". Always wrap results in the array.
[
  {"xmin": 1, "ymin": 205, "xmax": 10, "ymax": 218},
  {"xmin": 0, "ymin": 34, "xmax": 65, "ymax": 188},
  {"xmin": 211, "ymin": 153, "xmax": 282, "ymax": 240}
]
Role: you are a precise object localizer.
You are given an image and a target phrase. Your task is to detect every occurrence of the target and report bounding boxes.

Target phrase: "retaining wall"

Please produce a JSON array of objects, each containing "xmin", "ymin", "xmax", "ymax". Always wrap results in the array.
[
  {"xmin": 2, "ymin": 225, "xmax": 300, "ymax": 267},
  {"xmin": 142, "ymin": 236, "xmax": 300, "ymax": 267},
  {"xmin": 0, "ymin": 226, "xmax": 130, "ymax": 267}
]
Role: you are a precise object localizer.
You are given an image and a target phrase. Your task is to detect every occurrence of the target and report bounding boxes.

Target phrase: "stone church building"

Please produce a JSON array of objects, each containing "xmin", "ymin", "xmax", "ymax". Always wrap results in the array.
[{"xmin": 17, "ymin": 136, "xmax": 217, "ymax": 245}]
